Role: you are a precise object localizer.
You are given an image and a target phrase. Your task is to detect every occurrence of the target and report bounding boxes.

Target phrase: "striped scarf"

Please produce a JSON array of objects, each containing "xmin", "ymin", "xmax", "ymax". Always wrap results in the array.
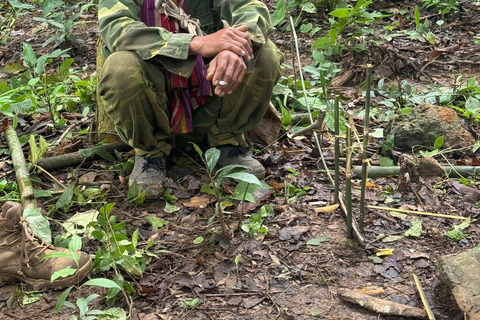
[{"xmin": 141, "ymin": 0, "xmax": 211, "ymax": 133}]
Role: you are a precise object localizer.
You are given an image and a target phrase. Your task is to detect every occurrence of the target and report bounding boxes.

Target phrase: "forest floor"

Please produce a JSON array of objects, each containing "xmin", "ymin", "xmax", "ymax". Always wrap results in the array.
[{"xmin": 1, "ymin": 0, "xmax": 480, "ymax": 319}]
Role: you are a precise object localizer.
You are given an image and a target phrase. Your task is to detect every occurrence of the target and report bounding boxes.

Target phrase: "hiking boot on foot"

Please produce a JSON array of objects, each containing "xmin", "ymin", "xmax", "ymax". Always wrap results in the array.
[
  {"xmin": 0, "ymin": 202, "xmax": 92, "ymax": 290},
  {"xmin": 217, "ymin": 145, "xmax": 266, "ymax": 179},
  {"xmin": 129, "ymin": 154, "xmax": 166, "ymax": 200}
]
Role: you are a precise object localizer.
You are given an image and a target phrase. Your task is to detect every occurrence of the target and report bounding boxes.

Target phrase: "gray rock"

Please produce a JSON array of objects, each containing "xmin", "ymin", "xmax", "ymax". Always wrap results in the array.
[
  {"xmin": 385, "ymin": 103, "xmax": 475, "ymax": 152},
  {"xmin": 437, "ymin": 247, "xmax": 480, "ymax": 319}
]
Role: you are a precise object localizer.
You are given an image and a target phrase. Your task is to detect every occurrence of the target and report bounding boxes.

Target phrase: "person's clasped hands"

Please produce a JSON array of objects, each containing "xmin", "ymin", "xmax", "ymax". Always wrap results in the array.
[{"xmin": 189, "ymin": 25, "xmax": 253, "ymax": 97}]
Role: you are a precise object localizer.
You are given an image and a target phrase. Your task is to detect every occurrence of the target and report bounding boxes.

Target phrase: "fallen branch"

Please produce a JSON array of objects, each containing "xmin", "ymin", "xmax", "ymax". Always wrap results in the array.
[
  {"xmin": 290, "ymin": 109, "xmax": 326, "ymax": 138},
  {"xmin": 366, "ymin": 205, "xmax": 473, "ymax": 221},
  {"xmin": 37, "ymin": 142, "xmax": 131, "ymax": 171},
  {"xmin": 5, "ymin": 126, "xmax": 52, "ymax": 242},
  {"xmin": 353, "ymin": 165, "xmax": 480, "ymax": 178},
  {"xmin": 338, "ymin": 288, "xmax": 428, "ymax": 319},
  {"xmin": 5, "ymin": 126, "xmax": 36, "ymax": 209}
]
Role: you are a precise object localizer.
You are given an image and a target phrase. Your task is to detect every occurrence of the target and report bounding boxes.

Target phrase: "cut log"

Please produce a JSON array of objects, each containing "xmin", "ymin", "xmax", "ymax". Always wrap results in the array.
[
  {"xmin": 37, "ymin": 142, "xmax": 131, "ymax": 171},
  {"xmin": 338, "ymin": 288, "xmax": 428, "ymax": 319}
]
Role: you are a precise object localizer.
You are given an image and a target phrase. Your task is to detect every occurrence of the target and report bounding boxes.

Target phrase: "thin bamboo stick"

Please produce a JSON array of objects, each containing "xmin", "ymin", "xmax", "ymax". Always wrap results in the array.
[
  {"xmin": 5, "ymin": 126, "xmax": 37, "ymax": 210},
  {"xmin": 334, "ymin": 95, "xmax": 340, "ymax": 204},
  {"xmin": 345, "ymin": 113, "xmax": 353, "ymax": 239},
  {"xmin": 413, "ymin": 274, "xmax": 436, "ymax": 320},
  {"xmin": 366, "ymin": 205, "xmax": 473, "ymax": 221},
  {"xmin": 359, "ymin": 67, "xmax": 372, "ymax": 231}
]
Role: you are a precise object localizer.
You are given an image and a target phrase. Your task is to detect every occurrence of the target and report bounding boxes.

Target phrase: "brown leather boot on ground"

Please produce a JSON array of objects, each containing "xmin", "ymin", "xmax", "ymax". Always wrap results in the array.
[{"xmin": 0, "ymin": 202, "xmax": 92, "ymax": 290}]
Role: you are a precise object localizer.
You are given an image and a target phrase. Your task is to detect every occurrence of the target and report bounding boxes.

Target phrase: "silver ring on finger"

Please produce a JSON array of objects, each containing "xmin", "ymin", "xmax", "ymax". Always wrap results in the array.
[{"xmin": 218, "ymin": 80, "xmax": 228, "ymax": 86}]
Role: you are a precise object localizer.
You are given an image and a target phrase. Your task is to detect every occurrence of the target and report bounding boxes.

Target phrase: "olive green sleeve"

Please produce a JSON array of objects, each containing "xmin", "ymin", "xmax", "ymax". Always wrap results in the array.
[
  {"xmin": 98, "ymin": 0, "xmax": 196, "ymax": 76},
  {"xmin": 214, "ymin": 0, "xmax": 274, "ymax": 47}
]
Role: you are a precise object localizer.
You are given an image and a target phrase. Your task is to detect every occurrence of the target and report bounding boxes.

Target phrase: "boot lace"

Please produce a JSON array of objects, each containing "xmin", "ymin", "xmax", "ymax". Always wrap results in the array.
[
  {"xmin": 141, "ymin": 157, "xmax": 165, "ymax": 173},
  {"xmin": 227, "ymin": 146, "xmax": 248, "ymax": 158},
  {"xmin": 3, "ymin": 218, "xmax": 52, "ymax": 275}
]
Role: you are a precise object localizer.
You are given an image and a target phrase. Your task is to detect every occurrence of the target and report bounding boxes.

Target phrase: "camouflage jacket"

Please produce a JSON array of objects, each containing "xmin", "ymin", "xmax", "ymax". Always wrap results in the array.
[{"xmin": 98, "ymin": 0, "xmax": 274, "ymax": 77}]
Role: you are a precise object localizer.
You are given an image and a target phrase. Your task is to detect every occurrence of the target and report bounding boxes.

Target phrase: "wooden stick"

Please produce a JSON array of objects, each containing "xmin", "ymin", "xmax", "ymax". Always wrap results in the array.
[
  {"xmin": 334, "ymin": 95, "xmax": 340, "ymax": 204},
  {"xmin": 359, "ymin": 67, "xmax": 372, "ymax": 231},
  {"xmin": 345, "ymin": 113, "xmax": 353, "ymax": 239},
  {"xmin": 338, "ymin": 288, "xmax": 428, "ymax": 319},
  {"xmin": 413, "ymin": 274, "xmax": 436, "ymax": 320},
  {"xmin": 5, "ymin": 126, "xmax": 36, "ymax": 210},
  {"xmin": 290, "ymin": 109, "xmax": 326, "ymax": 138},
  {"xmin": 366, "ymin": 205, "xmax": 472, "ymax": 221},
  {"xmin": 36, "ymin": 141, "xmax": 131, "ymax": 171}
]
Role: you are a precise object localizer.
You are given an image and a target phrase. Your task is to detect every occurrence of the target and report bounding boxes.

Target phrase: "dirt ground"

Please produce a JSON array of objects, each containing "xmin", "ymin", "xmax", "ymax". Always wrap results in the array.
[{"xmin": 1, "ymin": 0, "xmax": 480, "ymax": 319}]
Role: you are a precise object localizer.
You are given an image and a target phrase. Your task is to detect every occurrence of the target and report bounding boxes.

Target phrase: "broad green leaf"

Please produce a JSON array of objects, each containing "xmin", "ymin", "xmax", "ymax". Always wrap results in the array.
[
  {"xmin": 59, "ymin": 58, "xmax": 74, "ymax": 81},
  {"xmin": 82, "ymin": 278, "xmax": 122, "ymax": 290},
  {"xmin": 414, "ymin": 6, "xmax": 420, "ymax": 29},
  {"xmin": 300, "ymin": 23, "xmax": 312, "ymax": 34},
  {"xmin": 425, "ymin": 31, "xmax": 435, "ymax": 45},
  {"xmin": 68, "ymin": 234, "xmax": 82, "ymax": 253},
  {"xmin": 132, "ymin": 229, "xmax": 139, "ymax": 250},
  {"xmin": 193, "ymin": 236, "xmax": 204, "ymax": 244},
  {"xmin": 55, "ymin": 184, "xmax": 75, "ymax": 211},
  {"xmin": 22, "ymin": 43, "xmax": 37, "ymax": 69},
  {"xmin": 23, "ymin": 207, "xmax": 51, "ymax": 243},
  {"xmin": 434, "ymin": 135, "xmax": 444, "ymax": 150},
  {"xmin": 2, "ymin": 61, "xmax": 26, "ymax": 73},
  {"xmin": 8, "ymin": 0, "xmax": 35, "ymax": 10},
  {"xmin": 181, "ymin": 298, "xmax": 199, "ymax": 308},
  {"xmin": 98, "ymin": 307, "xmax": 127, "ymax": 320},
  {"xmin": 61, "ymin": 209, "xmax": 99, "ymax": 238},
  {"xmin": 164, "ymin": 201, "xmax": 180, "ymax": 213},
  {"xmin": 270, "ymin": 3, "xmax": 286, "ymax": 27},
  {"xmin": 472, "ymin": 140, "xmax": 480, "ymax": 153},
  {"xmin": 116, "ymin": 255, "xmax": 142, "ymax": 276},
  {"xmin": 301, "ymin": 2, "xmax": 316, "ymax": 13},
  {"xmin": 51, "ymin": 268, "xmax": 77, "ymax": 283},
  {"xmin": 379, "ymin": 156, "xmax": 394, "ymax": 167},
  {"xmin": 55, "ymin": 286, "xmax": 74, "ymax": 313},
  {"xmin": 22, "ymin": 292, "xmax": 42, "ymax": 305},
  {"xmin": 312, "ymin": 37, "xmax": 330, "ymax": 50},
  {"xmin": 306, "ymin": 235, "xmax": 331, "ymax": 246},
  {"xmin": 404, "ymin": 217, "xmax": 422, "ymax": 238},
  {"xmin": 465, "ymin": 97, "xmax": 480, "ymax": 114},
  {"xmin": 200, "ymin": 183, "xmax": 216, "ymax": 196},
  {"xmin": 329, "ymin": 8, "xmax": 350, "ymax": 18},
  {"xmin": 223, "ymin": 172, "xmax": 262, "ymax": 186},
  {"xmin": 146, "ymin": 216, "xmax": 166, "ymax": 230},
  {"xmin": 205, "ymin": 148, "xmax": 220, "ymax": 173},
  {"xmin": 280, "ymin": 104, "xmax": 291, "ymax": 126},
  {"xmin": 370, "ymin": 128, "xmax": 383, "ymax": 139}
]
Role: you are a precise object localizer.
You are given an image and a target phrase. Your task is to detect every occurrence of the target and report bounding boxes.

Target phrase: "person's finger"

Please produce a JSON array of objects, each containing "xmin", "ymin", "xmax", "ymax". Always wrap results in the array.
[
  {"xmin": 227, "ymin": 61, "xmax": 247, "ymax": 94},
  {"xmin": 212, "ymin": 58, "xmax": 228, "ymax": 96},
  {"xmin": 231, "ymin": 27, "xmax": 253, "ymax": 59},
  {"xmin": 206, "ymin": 58, "xmax": 217, "ymax": 82}
]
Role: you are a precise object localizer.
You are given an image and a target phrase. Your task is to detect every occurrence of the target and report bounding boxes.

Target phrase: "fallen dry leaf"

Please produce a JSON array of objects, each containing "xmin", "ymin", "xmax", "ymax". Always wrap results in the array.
[
  {"xmin": 182, "ymin": 196, "xmax": 212, "ymax": 208},
  {"xmin": 315, "ymin": 203, "xmax": 339, "ymax": 213}
]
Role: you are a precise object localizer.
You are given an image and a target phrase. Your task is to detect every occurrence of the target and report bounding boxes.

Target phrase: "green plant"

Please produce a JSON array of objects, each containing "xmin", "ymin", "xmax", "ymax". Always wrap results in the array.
[
  {"xmin": 33, "ymin": 0, "xmax": 95, "ymax": 48},
  {"xmin": 446, "ymin": 218, "xmax": 470, "ymax": 241},
  {"xmin": 193, "ymin": 144, "xmax": 264, "ymax": 234},
  {"xmin": 418, "ymin": 135, "xmax": 444, "ymax": 157},
  {"xmin": 407, "ymin": 7, "xmax": 435, "ymax": 44},
  {"xmin": 241, "ymin": 204, "xmax": 274, "ymax": 237},
  {"xmin": 312, "ymin": 0, "xmax": 386, "ymax": 55},
  {"xmin": 1, "ymin": 43, "xmax": 96, "ymax": 126},
  {"xmin": 422, "ymin": 0, "xmax": 458, "ymax": 15}
]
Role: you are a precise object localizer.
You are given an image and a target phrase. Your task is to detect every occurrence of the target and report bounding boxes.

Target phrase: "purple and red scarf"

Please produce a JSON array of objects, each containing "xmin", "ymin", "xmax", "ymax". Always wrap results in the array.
[{"xmin": 141, "ymin": 0, "xmax": 212, "ymax": 133}]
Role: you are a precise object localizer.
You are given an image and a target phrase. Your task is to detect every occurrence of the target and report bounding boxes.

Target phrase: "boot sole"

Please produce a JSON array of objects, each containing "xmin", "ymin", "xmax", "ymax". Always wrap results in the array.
[{"xmin": 0, "ymin": 257, "xmax": 92, "ymax": 290}]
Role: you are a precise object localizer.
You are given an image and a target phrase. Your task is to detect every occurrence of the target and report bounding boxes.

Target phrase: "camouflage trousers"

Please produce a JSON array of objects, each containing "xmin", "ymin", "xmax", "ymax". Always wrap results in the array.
[{"xmin": 97, "ymin": 39, "xmax": 283, "ymax": 157}]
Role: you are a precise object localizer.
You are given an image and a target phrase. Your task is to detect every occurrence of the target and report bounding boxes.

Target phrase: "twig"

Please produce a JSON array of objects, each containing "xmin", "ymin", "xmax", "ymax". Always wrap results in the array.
[
  {"xmin": 338, "ymin": 287, "xmax": 428, "ymax": 319},
  {"xmin": 54, "ymin": 115, "xmax": 93, "ymax": 146},
  {"xmin": 413, "ymin": 274, "xmax": 436, "ymax": 320},
  {"xmin": 290, "ymin": 110, "xmax": 326, "ymax": 138},
  {"xmin": 334, "ymin": 95, "xmax": 340, "ymax": 204},
  {"xmin": 359, "ymin": 66, "xmax": 372, "ymax": 231},
  {"xmin": 366, "ymin": 205, "xmax": 473, "ymax": 221},
  {"xmin": 345, "ymin": 113, "xmax": 353, "ymax": 239}
]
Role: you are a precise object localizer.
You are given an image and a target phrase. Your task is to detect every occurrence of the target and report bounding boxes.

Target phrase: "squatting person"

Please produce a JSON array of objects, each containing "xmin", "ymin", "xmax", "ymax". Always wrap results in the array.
[{"xmin": 97, "ymin": 0, "xmax": 284, "ymax": 199}]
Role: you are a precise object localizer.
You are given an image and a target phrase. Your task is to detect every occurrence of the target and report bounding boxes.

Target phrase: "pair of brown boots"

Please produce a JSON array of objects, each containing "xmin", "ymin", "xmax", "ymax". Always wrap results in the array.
[{"xmin": 0, "ymin": 202, "xmax": 91, "ymax": 290}]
